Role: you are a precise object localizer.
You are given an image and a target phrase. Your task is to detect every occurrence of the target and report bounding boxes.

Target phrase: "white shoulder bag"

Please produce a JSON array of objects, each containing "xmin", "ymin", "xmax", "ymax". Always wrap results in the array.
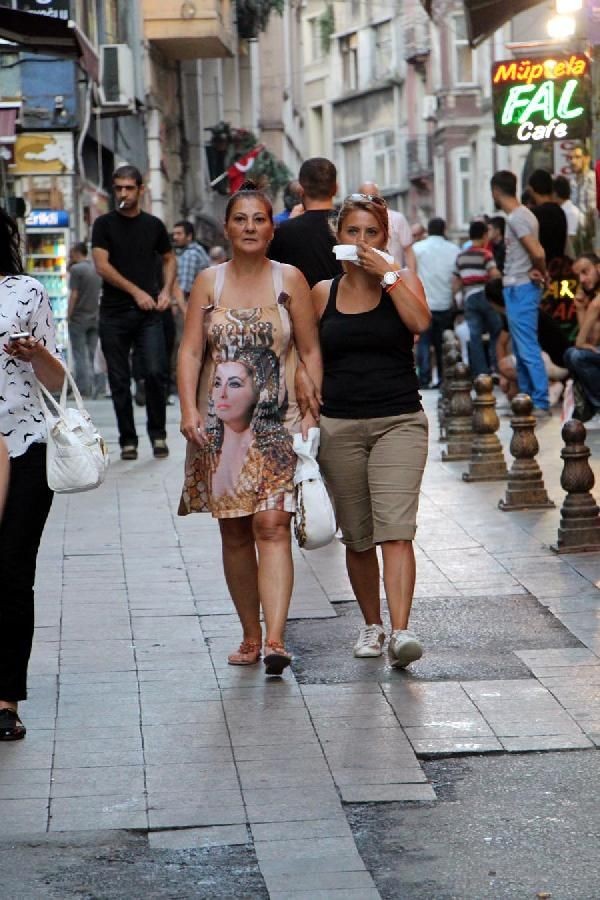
[
  {"xmin": 293, "ymin": 427, "xmax": 336, "ymax": 550},
  {"xmin": 36, "ymin": 367, "xmax": 109, "ymax": 493}
]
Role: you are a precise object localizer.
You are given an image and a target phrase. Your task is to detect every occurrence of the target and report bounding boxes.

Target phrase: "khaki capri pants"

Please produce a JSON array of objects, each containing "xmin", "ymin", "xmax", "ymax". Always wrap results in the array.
[{"xmin": 319, "ymin": 411, "xmax": 428, "ymax": 552}]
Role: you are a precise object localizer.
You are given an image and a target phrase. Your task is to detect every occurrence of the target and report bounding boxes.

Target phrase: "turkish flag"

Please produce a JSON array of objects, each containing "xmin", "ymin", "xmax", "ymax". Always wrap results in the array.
[{"xmin": 227, "ymin": 145, "xmax": 264, "ymax": 193}]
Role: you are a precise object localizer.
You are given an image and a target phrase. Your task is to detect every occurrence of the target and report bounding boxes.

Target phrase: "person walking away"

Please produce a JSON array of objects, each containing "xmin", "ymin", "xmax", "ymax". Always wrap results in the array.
[
  {"xmin": 453, "ymin": 220, "xmax": 502, "ymax": 378},
  {"xmin": 412, "ymin": 217, "xmax": 459, "ymax": 388},
  {"xmin": 92, "ymin": 165, "xmax": 176, "ymax": 460},
  {"xmin": 567, "ymin": 253, "xmax": 600, "ymax": 429},
  {"xmin": 312, "ymin": 194, "xmax": 431, "ymax": 667},
  {"xmin": 490, "ymin": 170, "xmax": 550, "ymax": 416},
  {"xmin": 269, "ymin": 157, "xmax": 342, "ymax": 289},
  {"xmin": 68, "ymin": 242, "xmax": 102, "ymax": 398},
  {"xmin": 358, "ymin": 181, "xmax": 416, "ymax": 272},
  {"xmin": 0, "ymin": 207, "xmax": 65, "ymax": 740},
  {"xmin": 528, "ymin": 169, "xmax": 568, "ymax": 269},
  {"xmin": 178, "ymin": 182, "xmax": 322, "ymax": 675}
]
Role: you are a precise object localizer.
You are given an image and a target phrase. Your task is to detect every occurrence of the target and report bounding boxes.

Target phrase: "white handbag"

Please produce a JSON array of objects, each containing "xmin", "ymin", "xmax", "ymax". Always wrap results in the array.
[
  {"xmin": 35, "ymin": 367, "xmax": 109, "ymax": 494},
  {"xmin": 293, "ymin": 427, "xmax": 337, "ymax": 550}
]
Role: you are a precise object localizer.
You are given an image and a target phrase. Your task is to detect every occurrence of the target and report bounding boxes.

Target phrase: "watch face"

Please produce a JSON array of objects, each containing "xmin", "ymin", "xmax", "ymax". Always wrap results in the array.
[{"xmin": 384, "ymin": 272, "xmax": 397, "ymax": 285}]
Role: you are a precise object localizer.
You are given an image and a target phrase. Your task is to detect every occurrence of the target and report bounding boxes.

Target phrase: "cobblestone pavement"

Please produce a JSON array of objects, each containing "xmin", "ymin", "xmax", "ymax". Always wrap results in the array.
[{"xmin": 1, "ymin": 392, "xmax": 599, "ymax": 898}]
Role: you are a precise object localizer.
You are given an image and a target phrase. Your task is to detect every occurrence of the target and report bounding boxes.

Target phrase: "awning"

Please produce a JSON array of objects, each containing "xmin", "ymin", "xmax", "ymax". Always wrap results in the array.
[
  {"xmin": 0, "ymin": 105, "xmax": 19, "ymax": 144},
  {"xmin": 0, "ymin": 9, "xmax": 99, "ymax": 82},
  {"xmin": 420, "ymin": 0, "xmax": 544, "ymax": 47}
]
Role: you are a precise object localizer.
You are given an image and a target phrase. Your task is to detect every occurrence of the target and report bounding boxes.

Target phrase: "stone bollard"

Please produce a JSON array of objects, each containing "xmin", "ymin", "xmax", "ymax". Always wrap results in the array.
[
  {"xmin": 438, "ymin": 345, "xmax": 461, "ymax": 442},
  {"xmin": 552, "ymin": 419, "xmax": 600, "ymax": 553},
  {"xmin": 463, "ymin": 374, "xmax": 508, "ymax": 482},
  {"xmin": 498, "ymin": 393, "xmax": 555, "ymax": 511},
  {"xmin": 442, "ymin": 361, "xmax": 474, "ymax": 461}
]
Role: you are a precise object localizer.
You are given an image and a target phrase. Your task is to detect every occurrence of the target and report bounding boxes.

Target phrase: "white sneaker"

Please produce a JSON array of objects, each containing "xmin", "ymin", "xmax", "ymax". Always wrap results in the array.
[
  {"xmin": 353, "ymin": 624, "xmax": 385, "ymax": 658},
  {"xmin": 585, "ymin": 412, "xmax": 600, "ymax": 431},
  {"xmin": 388, "ymin": 629, "xmax": 423, "ymax": 668}
]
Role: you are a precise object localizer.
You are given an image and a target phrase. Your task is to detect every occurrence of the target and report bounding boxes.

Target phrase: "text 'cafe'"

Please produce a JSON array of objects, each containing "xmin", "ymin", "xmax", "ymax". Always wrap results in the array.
[{"xmin": 492, "ymin": 54, "xmax": 592, "ymax": 146}]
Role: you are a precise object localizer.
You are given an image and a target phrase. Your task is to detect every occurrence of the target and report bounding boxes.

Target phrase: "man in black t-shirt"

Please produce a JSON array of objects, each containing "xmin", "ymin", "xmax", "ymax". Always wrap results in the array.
[
  {"xmin": 92, "ymin": 165, "xmax": 176, "ymax": 460},
  {"xmin": 269, "ymin": 157, "xmax": 342, "ymax": 288},
  {"xmin": 528, "ymin": 169, "xmax": 568, "ymax": 268}
]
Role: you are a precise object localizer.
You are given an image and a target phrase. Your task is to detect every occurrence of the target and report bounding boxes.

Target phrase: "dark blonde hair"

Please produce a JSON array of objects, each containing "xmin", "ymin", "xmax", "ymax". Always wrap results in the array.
[{"xmin": 336, "ymin": 194, "xmax": 389, "ymax": 244}]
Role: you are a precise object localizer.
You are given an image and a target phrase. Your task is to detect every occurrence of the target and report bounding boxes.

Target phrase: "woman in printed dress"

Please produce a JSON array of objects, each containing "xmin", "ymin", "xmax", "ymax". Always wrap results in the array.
[{"xmin": 178, "ymin": 183, "xmax": 322, "ymax": 675}]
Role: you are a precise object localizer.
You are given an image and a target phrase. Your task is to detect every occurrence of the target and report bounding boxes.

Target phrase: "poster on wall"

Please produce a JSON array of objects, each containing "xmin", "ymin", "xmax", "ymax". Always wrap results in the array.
[
  {"xmin": 16, "ymin": 0, "xmax": 70, "ymax": 20},
  {"xmin": 11, "ymin": 132, "xmax": 74, "ymax": 175},
  {"xmin": 491, "ymin": 54, "xmax": 592, "ymax": 146}
]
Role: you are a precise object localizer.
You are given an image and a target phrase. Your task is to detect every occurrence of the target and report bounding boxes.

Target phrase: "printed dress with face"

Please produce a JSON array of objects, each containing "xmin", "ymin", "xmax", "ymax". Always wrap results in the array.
[{"xmin": 179, "ymin": 260, "xmax": 301, "ymax": 519}]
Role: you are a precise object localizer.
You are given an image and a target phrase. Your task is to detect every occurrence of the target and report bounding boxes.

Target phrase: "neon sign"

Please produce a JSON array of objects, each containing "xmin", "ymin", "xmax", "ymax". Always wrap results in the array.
[{"xmin": 492, "ymin": 54, "xmax": 591, "ymax": 146}]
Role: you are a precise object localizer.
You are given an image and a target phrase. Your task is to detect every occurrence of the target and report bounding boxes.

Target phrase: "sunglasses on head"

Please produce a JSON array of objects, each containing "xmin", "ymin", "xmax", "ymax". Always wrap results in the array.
[{"xmin": 346, "ymin": 193, "xmax": 387, "ymax": 206}]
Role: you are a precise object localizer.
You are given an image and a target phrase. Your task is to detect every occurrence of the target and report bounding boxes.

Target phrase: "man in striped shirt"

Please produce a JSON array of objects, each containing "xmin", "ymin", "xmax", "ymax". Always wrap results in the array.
[{"xmin": 453, "ymin": 220, "xmax": 503, "ymax": 378}]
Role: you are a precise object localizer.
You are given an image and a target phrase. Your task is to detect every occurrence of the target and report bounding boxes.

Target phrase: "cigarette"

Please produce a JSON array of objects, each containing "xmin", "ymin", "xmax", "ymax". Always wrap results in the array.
[{"xmin": 119, "ymin": 200, "xmax": 125, "ymax": 209}]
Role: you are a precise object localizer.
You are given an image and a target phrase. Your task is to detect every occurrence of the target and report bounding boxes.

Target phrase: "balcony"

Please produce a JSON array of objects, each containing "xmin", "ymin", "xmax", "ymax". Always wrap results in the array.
[
  {"xmin": 142, "ymin": 0, "xmax": 234, "ymax": 60},
  {"xmin": 406, "ymin": 136, "xmax": 433, "ymax": 182}
]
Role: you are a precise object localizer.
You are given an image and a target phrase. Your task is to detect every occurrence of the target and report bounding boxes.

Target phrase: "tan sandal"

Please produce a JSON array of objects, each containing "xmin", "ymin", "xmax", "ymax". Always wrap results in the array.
[
  {"xmin": 227, "ymin": 640, "xmax": 262, "ymax": 666},
  {"xmin": 263, "ymin": 640, "xmax": 292, "ymax": 676}
]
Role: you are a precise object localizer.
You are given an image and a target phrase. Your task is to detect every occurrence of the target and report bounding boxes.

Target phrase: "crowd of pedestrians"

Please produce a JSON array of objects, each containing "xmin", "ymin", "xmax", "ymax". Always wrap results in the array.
[{"xmin": 1, "ymin": 148, "xmax": 599, "ymax": 741}]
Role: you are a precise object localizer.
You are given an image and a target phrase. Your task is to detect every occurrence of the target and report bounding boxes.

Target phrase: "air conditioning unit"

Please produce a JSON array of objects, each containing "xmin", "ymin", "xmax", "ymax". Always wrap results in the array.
[
  {"xmin": 99, "ymin": 44, "xmax": 135, "ymax": 109},
  {"xmin": 422, "ymin": 94, "xmax": 438, "ymax": 121}
]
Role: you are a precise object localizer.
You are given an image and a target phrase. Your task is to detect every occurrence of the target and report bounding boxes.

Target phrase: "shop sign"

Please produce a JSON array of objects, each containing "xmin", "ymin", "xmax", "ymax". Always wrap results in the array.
[
  {"xmin": 25, "ymin": 209, "xmax": 69, "ymax": 227},
  {"xmin": 11, "ymin": 133, "xmax": 74, "ymax": 174},
  {"xmin": 16, "ymin": 0, "xmax": 70, "ymax": 21},
  {"xmin": 492, "ymin": 54, "xmax": 591, "ymax": 146}
]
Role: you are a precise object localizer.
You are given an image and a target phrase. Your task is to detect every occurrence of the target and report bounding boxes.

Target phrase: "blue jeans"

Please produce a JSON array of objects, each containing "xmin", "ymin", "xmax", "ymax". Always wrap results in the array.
[
  {"xmin": 503, "ymin": 282, "xmax": 549, "ymax": 409},
  {"xmin": 69, "ymin": 320, "xmax": 103, "ymax": 397},
  {"xmin": 564, "ymin": 346, "xmax": 600, "ymax": 411},
  {"xmin": 465, "ymin": 289, "xmax": 503, "ymax": 378},
  {"xmin": 99, "ymin": 308, "xmax": 168, "ymax": 447}
]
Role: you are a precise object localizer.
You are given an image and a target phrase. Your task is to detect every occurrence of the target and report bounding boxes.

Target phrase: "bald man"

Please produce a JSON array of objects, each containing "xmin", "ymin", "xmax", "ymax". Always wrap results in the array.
[{"xmin": 358, "ymin": 181, "xmax": 416, "ymax": 272}]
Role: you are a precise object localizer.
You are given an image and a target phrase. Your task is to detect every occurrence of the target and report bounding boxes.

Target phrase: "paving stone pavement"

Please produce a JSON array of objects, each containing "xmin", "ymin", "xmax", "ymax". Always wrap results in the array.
[{"xmin": 2, "ymin": 391, "xmax": 599, "ymax": 898}]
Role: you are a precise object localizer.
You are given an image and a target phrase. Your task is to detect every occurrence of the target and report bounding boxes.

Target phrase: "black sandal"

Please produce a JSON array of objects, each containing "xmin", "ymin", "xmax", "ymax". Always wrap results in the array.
[
  {"xmin": 263, "ymin": 641, "xmax": 292, "ymax": 676},
  {"xmin": 0, "ymin": 708, "xmax": 26, "ymax": 741}
]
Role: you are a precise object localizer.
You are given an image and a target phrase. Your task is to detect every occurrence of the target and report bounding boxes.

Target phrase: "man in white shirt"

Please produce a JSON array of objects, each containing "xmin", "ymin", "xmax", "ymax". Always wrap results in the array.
[
  {"xmin": 553, "ymin": 175, "xmax": 584, "ymax": 238},
  {"xmin": 358, "ymin": 181, "xmax": 416, "ymax": 272},
  {"xmin": 413, "ymin": 217, "xmax": 459, "ymax": 387}
]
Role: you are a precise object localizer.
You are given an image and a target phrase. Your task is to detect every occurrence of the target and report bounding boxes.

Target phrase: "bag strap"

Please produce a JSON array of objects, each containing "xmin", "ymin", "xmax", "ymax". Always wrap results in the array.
[{"xmin": 35, "ymin": 365, "xmax": 87, "ymax": 424}]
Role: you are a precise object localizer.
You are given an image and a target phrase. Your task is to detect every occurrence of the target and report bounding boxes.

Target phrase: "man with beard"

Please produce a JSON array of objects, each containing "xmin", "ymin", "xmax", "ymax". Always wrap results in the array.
[{"xmin": 567, "ymin": 254, "xmax": 600, "ymax": 429}]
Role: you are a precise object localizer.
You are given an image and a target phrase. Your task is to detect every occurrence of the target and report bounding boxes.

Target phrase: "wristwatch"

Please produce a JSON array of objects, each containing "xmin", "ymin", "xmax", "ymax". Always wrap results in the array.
[{"xmin": 381, "ymin": 270, "xmax": 403, "ymax": 291}]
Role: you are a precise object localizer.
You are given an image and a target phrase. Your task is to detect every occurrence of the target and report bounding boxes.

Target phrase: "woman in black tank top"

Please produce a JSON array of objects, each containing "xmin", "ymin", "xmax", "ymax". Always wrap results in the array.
[{"xmin": 311, "ymin": 194, "xmax": 431, "ymax": 669}]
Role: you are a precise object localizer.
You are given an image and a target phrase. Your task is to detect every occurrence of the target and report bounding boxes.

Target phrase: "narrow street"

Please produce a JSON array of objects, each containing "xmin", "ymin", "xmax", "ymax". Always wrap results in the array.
[{"xmin": 1, "ymin": 393, "xmax": 599, "ymax": 899}]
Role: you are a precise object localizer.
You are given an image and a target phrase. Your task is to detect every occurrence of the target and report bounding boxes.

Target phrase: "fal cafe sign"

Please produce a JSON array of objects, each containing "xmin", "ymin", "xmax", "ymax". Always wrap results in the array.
[{"xmin": 492, "ymin": 54, "xmax": 591, "ymax": 145}]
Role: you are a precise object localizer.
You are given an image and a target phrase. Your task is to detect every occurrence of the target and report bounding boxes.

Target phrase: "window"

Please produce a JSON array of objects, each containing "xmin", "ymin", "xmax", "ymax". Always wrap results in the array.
[
  {"xmin": 373, "ymin": 131, "xmax": 398, "ymax": 187},
  {"xmin": 452, "ymin": 14, "xmax": 475, "ymax": 85},
  {"xmin": 372, "ymin": 20, "xmax": 393, "ymax": 81},
  {"xmin": 342, "ymin": 140, "xmax": 361, "ymax": 194},
  {"xmin": 307, "ymin": 17, "xmax": 322, "ymax": 62},
  {"xmin": 310, "ymin": 105, "xmax": 324, "ymax": 156},
  {"xmin": 340, "ymin": 33, "xmax": 359, "ymax": 91},
  {"xmin": 454, "ymin": 151, "xmax": 471, "ymax": 229}
]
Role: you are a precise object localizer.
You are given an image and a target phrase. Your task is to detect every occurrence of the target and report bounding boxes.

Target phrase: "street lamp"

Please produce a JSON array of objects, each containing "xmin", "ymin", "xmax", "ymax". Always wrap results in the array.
[
  {"xmin": 556, "ymin": 0, "xmax": 582, "ymax": 13},
  {"xmin": 547, "ymin": 13, "xmax": 577, "ymax": 39}
]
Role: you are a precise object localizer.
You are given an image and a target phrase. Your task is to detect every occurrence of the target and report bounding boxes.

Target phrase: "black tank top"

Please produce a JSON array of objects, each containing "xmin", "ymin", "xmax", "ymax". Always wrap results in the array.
[{"xmin": 319, "ymin": 275, "xmax": 421, "ymax": 419}]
